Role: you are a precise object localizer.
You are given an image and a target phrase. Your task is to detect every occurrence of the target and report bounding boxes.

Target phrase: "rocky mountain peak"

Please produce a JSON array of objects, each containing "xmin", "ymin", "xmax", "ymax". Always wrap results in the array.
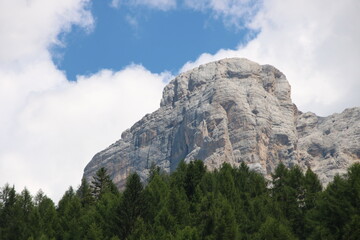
[
  {"xmin": 160, "ymin": 58, "xmax": 289, "ymax": 107},
  {"xmin": 83, "ymin": 58, "xmax": 360, "ymax": 189}
]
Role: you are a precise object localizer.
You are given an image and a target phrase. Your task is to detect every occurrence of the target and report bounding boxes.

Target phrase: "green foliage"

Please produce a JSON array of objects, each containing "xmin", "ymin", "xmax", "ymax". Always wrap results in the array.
[
  {"xmin": 254, "ymin": 216, "xmax": 298, "ymax": 240},
  {"xmin": 305, "ymin": 164, "xmax": 360, "ymax": 240},
  {"xmin": 57, "ymin": 187, "xmax": 82, "ymax": 240},
  {"xmin": 31, "ymin": 191, "xmax": 58, "ymax": 239},
  {"xmin": 91, "ymin": 167, "xmax": 119, "ymax": 200},
  {"xmin": 175, "ymin": 226, "xmax": 200, "ymax": 240},
  {"xmin": 304, "ymin": 167, "xmax": 322, "ymax": 210},
  {"xmin": 117, "ymin": 172, "xmax": 145, "ymax": 239},
  {"xmin": 1, "ymin": 161, "xmax": 360, "ymax": 240},
  {"xmin": 77, "ymin": 178, "xmax": 94, "ymax": 207}
]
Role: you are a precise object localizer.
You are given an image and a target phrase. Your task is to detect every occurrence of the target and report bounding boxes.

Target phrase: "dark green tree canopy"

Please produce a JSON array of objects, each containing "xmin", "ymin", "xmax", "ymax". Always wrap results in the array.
[{"xmin": 1, "ymin": 162, "xmax": 359, "ymax": 240}]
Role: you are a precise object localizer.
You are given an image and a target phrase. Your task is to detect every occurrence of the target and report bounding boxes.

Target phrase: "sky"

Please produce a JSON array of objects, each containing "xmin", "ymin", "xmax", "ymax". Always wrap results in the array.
[{"xmin": 0, "ymin": 0, "xmax": 359, "ymax": 202}]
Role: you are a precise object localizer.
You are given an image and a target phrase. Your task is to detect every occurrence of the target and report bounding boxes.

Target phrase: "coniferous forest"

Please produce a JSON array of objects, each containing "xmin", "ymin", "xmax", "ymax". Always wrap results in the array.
[{"xmin": 1, "ymin": 161, "xmax": 360, "ymax": 240}]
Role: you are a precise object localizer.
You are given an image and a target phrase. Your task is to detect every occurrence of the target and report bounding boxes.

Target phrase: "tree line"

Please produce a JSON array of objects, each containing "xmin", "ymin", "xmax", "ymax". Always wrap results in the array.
[{"xmin": 0, "ymin": 161, "xmax": 359, "ymax": 240}]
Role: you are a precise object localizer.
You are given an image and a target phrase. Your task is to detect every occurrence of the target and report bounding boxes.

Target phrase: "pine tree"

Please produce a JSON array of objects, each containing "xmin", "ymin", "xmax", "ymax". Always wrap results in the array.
[
  {"xmin": 16, "ymin": 188, "xmax": 34, "ymax": 239},
  {"xmin": 91, "ymin": 167, "xmax": 118, "ymax": 200},
  {"xmin": 175, "ymin": 226, "xmax": 200, "ymax": 240},
  {"xmin": 304, "ymin": 167, "xmax": 322, "ymax": 210},
  {"xmin": 272, "ymin": 164, "xmax": 306, "ymax": 239},
  {"xmin": 77, "ymin": 178, "xmax": 94, "ymax": 207},
  {"xmin": 0, "ymin": 185, "xmax": 19, "ymax": 240},
  {"xmin": 287, "ymin": 166, "xmax": 305, "ymax": 239},
  {"xmin": 254, "ymin": 216, "xmax": 298, "ymax": 240},
  {"xmin": 57, "ymin": 187, "xmax": 82, "ymax": 240},
  {"xmin": 184, "ymin": 160, "xmax": 206, "ymax": 200},
  {"xmin": 218, "ymin": 163, "xmax": 237, "ymax": 202},
  {"xmin": 167, "ymin": 185, "xmax": 190, "ymax": 226},
  {"xmin": 85, "ymin": 222, "xmax": 104, "ymax": 240},
  {"xmin": 33, "ymin": 192, "xmax": 58, "ymax": 239},
  {"xmin": 346, "ymin": 163, "xmax": 360, "ymax": 211},
  {"xmin": 118, "ymin": 172, "xmax": 145, "ymax": 239},
  {"xmin": 214, "ymin": 196, "xmax": 238, "ymax": 240},
  {"xmin": 196, "ymin": 192, "xmax": 216, "ymax": 238},
  {"xmin": 94, "ymin": 189, "xmax": 121, "ymax": 238},
  {"xmin": 144, "ymin": 172, "xmax": 169, "ymax": 221},
  {"xmin": 307, "ymin": 175, "xmax": 352, "ymax": 239}
]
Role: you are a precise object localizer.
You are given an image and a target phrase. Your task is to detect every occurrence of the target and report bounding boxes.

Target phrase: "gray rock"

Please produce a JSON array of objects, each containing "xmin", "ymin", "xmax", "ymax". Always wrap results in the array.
[
  {"xmin": 83, "ymin": 58, "xmax": 360, "ymax": 188},
  {"xmin": 296, "ymin": 108, "xmax": 360, "ymax": 185}
]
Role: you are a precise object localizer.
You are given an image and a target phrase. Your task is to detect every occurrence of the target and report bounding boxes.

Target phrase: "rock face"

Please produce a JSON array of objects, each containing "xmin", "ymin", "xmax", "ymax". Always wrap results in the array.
[
  {"xmin": 296, "ymin": 109, "xmax": 360, "ymax": 184},
  {"xmin": 83, "ymin": 58, "xmax": 360, "ymax": 188}
]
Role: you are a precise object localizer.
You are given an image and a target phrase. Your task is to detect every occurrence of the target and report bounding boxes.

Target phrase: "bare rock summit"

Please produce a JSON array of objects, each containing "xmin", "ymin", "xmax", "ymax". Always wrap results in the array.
[{"xmin": 83, "ymin": 58, "xmax": 360, "ymax": 188}]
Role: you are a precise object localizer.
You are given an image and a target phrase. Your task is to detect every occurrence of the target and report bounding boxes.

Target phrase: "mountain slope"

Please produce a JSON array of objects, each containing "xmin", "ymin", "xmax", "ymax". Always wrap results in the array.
[{"xmin": 83, "ymin": 58, "xmax": 360, "ymax": 188}]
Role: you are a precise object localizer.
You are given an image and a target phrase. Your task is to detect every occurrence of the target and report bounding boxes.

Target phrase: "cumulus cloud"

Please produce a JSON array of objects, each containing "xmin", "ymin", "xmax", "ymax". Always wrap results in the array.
[
  {"xmin": 181, "ymin": 0, "xmax": 360, "ymax": 116},
  {"xmin": 0, "ymin": 63, "xmax": 168, "ymax": 201},
  {"xmin": 0, "ymin": 0, "xmax": 93, "ymax": 66},
  {"xmin": 0, "ymin": 0, "xmax": 169, "ymax": 201}
]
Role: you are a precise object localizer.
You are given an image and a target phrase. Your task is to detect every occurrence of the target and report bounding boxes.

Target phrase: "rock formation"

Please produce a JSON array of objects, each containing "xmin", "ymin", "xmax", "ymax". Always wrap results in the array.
[{"xmin": 83, "ymin": 58, "xmax": 360, "ymax": 188}]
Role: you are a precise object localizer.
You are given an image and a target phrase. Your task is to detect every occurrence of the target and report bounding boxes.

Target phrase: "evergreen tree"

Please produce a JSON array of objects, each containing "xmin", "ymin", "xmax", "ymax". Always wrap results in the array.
[
  {"xmin": 154, "ymin": 207, "xmax": 176, "ymax": 236},
  {"xmin": 175, "ymin": 226, "xmax": 200, "ymax": 240},
  {"xmin": 94, "ymin": 190, "xmax": 121, "ymax": 238},
  {"xmin": 77, "ymin": 178, "xmax": 94, "ymax": 207},
  {"xmin": 167, "ymin": 185, "xmax": 190, "ymax": 226},
  {"xmin": 118, "ymin": 172, "xmax": 145, "ymax": 239},
  {"xmin": 343, "ymin": 214, "xmax": 360, "ymax": 240},
  {"xmin": 196, "ymin": 192, "xmax": 216, "ymax": 239},
  {"xmin": 16, "ymin": 188, "xmax": 34, "ymax": 239},
  {"xmin": 184, "ymin": 160, "xmax": 206, "ymax": 200},
  {"xmin": 346, "ymin": 163, "xmax": 360, "ymax": 211},
  {"xmin": 91, "ymin": 167, "xmax": 118, "ymax": 200},
  {"xmin": 0, "ymin": 185, "xmax": 19, "ymax": 240},
  {"xmin": 85, "ymin": 222, "xmax": 104, "ymax": 240},
  {"xmin": 144, "ymin": 172, "xmax": 169, "ymax": 222},
  {"xmin": 218, "ymin": 163, "xmax": 237, "ymax": 202},
  {"xmin": 1, "ymin": 161, "xmax": 360, "ymax": 240},
  {"xmin": 56, "ymin": 187, "xmax": 82, "ymax": 240},
  {"xmin": 33, "ymin": 192, "xmax": 58, "ymax": 239},
  {"xmin": 254, "ymin": 216, "xmax": 298, "ymax": 240},
  {"xmin": 304, "ymin": 167, "xmax": 322, "ymax": 210},
  {"xmin": 287, "ymin": 166, "xmax": 306, "ymax": 239},
  {"xmin": 213, "ymin": 196, "xmax": 238, "ymax": 240},
  {"xmin": 128, "ymin": 217, "xmax": 149, "ymax": 240},
  {"xmin": 307, "ymin": 175, "xmax": 352, "ymax": 239},
  {"xmin": 272, "ymin": 164, "xmax": 307, "ymax": 239}
]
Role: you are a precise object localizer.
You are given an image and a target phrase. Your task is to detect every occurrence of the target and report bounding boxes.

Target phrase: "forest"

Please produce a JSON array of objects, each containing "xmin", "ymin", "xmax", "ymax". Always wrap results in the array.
[{"xmin": 0, "ymin": 161, "xmax": 359, "ymax": 240}]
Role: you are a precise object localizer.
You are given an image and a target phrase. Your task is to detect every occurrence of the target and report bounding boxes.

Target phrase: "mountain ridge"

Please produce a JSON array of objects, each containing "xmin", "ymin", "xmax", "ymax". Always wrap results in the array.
[{"xmin": 83, "ymin": 58, "xmax": 360, "ymax": 188}]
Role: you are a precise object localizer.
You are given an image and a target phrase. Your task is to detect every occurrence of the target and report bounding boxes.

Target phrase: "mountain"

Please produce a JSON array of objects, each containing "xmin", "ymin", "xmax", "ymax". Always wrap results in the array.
[{"xmin": 83, "ymin": 58, "xmax": 360, "ymax": 188}]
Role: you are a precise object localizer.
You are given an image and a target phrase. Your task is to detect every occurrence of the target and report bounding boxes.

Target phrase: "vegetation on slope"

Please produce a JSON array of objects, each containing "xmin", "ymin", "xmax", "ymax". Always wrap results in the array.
[{"xmin": 1, "ymin": 161, "xmax": 360, "ymax": 240}]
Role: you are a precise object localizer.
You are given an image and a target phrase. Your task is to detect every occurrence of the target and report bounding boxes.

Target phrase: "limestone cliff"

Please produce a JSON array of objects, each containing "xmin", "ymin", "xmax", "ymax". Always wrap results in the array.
[{"xmin": 83, "ymin": 58, "xmax": 360, "ymax": 188}]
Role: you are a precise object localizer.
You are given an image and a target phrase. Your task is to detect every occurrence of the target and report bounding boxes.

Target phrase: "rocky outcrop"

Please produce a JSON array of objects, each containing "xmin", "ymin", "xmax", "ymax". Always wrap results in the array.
[
  {"xmin": 83, "ymin": 58, "xmax": 360, "ymax": 188},
  {"xmin": 296, "ymin": 108, "xmax": 360, "ymax": 185}
]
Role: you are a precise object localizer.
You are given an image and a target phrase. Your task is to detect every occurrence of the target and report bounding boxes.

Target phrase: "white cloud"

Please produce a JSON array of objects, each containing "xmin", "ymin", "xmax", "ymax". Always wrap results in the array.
[
  {"xmin": 116, "ymin": 0, "xmax": 176, "ymax": 10},
  {"xmin": 110, "ymin": 0, "xmax": 121, "ymax": 8},
  {"xmin": 125, "ymin": 15, "xmax": 139, "ymax": 28},
  {"xmin": 0, "ymin": 63, "xmax": 168, "ymax": 201},
  {"xmin": 0, "ymin": 0, "xmax": 93, "ymax": 66},
  {"xmin": 134, "ymin": 0, "xmax": 177, "ymax": 10},
  {"xmin": 181, "ymin": 0, "xmax": 360, "ymax": 116},
  {"xmin": 0, "ymin": 0, "xmax": 170, "ymax": 201},
  {"xmin": 184, "ymin": 0, "xmax": 261, "ymax": 28}
]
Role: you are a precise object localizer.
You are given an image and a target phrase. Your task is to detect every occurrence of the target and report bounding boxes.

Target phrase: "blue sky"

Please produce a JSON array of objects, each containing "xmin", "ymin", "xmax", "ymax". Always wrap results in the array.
[
  {"xmin": 55, "ymin": 1, "xmax": 253, "ymax": 80},
  {"xmin": 0, "ymin": 0, "xmax": 359, "ymax": 202}
]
